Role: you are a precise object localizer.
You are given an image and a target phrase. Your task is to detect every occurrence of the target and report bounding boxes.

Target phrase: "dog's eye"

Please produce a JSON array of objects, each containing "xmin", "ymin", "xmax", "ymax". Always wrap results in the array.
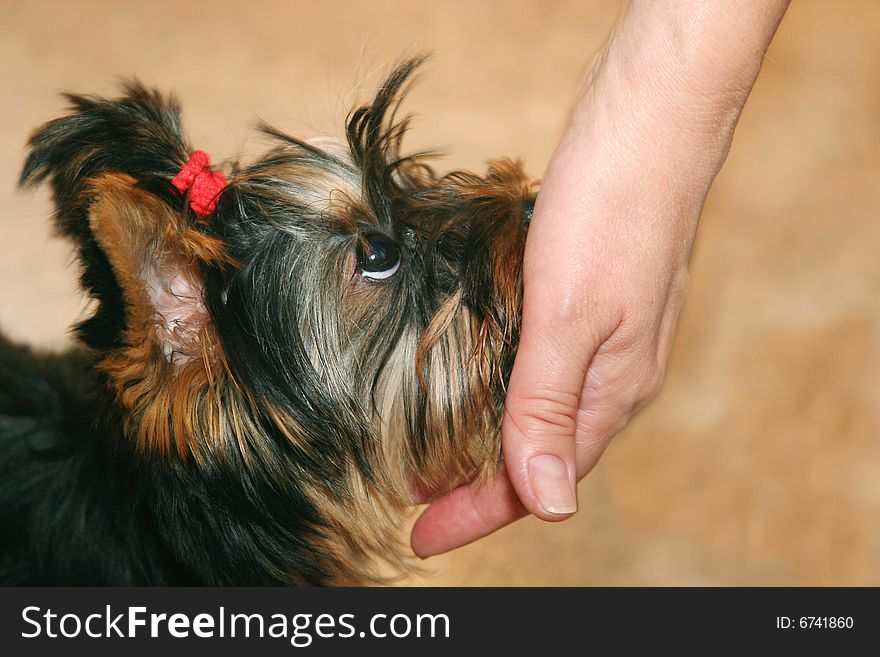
[{"xmin": 358, "ymin": 233, "xmax": 401, "ymax": 280}]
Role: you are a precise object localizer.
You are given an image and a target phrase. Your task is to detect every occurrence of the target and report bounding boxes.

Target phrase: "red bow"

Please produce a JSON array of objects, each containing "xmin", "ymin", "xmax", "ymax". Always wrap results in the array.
[{"xmin": 172, "ymin": 150, "xmax": 227, "ymax": 217}]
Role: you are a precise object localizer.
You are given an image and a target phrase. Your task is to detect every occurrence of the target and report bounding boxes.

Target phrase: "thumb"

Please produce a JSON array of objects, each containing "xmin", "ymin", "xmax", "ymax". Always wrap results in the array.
[{"xmin": 502, "ymin": 299, "xmax": 602, "ymax": 521}]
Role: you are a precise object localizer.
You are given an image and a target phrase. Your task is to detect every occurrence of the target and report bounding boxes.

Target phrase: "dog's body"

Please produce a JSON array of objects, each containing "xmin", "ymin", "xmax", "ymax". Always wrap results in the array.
[{"xmin": 0, "ymin": 59, "xmax": 534, "ymax": 585}]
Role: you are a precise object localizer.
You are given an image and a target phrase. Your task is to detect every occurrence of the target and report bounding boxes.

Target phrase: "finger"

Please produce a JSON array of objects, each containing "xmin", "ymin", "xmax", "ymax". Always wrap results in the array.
[
  {"xmin": 410, "ymin": 469, "xmax": 527, "ymax": 558},
  {"xmin": 498, "ymin": 147, "xmax": 626, "ymax": 521},
  {"xmin": 501, "ymin": 332, "xmax": 594, "ymax": 519},
  {"xmin": 501, "ymin": 275, "xmax": 609, "ymax": 520},
  {"xmin": 573, "ymin": 399, "xmax": 628, "ymax": 477},
  {"xmin": 569, "ymin": 319, "xmax": 675, "ymax": 477}
]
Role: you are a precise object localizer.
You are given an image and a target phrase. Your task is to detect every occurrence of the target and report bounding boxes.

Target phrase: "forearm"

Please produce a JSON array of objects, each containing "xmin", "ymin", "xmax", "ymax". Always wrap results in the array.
[
  {"xmin": 568, "ymin": 0, "xmax": 790, "ymax": 184},
  {"xmin": 540, "ymin": 0, "xmax": 789, "ymax": 269},
  {"xmin": 411, "ymin": 0, "xmax": 792, "ymax": 554}
]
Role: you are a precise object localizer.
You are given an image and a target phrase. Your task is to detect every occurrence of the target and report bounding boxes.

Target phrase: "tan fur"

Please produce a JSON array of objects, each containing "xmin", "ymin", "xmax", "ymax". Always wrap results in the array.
[
  {"xmin": 85, "ymin": 173, "xmax": 417, "ymax": 583},
  {"xmin": 81, "ymin": 154, "xmax": 533, "ymax": 583},
  {"xmin": 87, "ymin": 174, "xmax": 228, "ymax": 457}
]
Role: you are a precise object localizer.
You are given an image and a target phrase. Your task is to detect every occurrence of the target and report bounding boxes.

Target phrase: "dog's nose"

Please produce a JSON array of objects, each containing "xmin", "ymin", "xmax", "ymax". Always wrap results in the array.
[{"xmin": 521, "ymin": 195, "xmax": 535, "ymax": 229}]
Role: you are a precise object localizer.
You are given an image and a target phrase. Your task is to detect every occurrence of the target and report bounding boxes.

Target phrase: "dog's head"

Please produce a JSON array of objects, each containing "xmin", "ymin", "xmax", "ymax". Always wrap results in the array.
[{"xmin": 21, "ymin": 58, "xmax": 534, "ymax": 584}]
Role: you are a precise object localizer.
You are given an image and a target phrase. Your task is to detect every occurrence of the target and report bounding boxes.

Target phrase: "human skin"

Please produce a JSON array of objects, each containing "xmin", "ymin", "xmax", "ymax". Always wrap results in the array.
[{"xmin": 411, "ymin": 0, "xmax": 791, "ymax": 557}]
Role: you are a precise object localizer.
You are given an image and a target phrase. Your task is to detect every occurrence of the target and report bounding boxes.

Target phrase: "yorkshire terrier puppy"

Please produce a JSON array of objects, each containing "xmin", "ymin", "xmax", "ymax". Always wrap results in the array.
[{"xmin": 0, "ymin": 58, "xmax": 535, "ymax": 585}]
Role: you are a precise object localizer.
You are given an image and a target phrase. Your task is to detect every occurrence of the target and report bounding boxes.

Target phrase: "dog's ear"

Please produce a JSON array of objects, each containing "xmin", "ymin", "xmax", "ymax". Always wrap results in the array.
[
  {"xmin": 84, "ymin": 172, "xmax": 231, "ymax": 363},
  {"xmin": 20, "ymin": 82, "xmax": 232, "ymax": 359},
  {"xmin": 19, "ymin": 83, "xmax": 238, "ymax": 457}
]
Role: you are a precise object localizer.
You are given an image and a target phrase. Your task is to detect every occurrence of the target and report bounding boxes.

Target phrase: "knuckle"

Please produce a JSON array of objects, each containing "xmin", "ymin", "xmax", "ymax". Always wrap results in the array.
[
  {"xmin": 634, "ymin": 366, "xmax": 666, "ymax": 407},
  {"xmin": 506, "ymin": 387, "xmax": 580, "ymax": 443}
]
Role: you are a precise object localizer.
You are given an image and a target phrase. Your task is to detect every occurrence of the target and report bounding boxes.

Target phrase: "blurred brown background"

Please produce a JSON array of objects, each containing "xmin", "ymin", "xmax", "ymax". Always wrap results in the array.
[{"xmin": 1, "ymin": 1, "xmax": 878, "ymax": 585}]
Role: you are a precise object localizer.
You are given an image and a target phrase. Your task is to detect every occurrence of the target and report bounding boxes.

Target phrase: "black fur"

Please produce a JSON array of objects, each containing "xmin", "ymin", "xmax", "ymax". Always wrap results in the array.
[{"xmin": 2, "ymin": 59, "xmax": 533, "ymax": 585}]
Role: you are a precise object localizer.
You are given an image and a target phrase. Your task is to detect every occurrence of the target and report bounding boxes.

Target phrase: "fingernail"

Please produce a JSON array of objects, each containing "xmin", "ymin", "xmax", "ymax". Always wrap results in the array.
[{"xmin": 529, "ymin": 454, "xmax": 577, "ymax": 515}]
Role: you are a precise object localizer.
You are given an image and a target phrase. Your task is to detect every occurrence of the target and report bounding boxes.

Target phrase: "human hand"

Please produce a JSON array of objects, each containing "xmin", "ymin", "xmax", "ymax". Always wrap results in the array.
[{"xmin": 411, "ymin": 0, "xmax": 790, "ymax": 557}]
